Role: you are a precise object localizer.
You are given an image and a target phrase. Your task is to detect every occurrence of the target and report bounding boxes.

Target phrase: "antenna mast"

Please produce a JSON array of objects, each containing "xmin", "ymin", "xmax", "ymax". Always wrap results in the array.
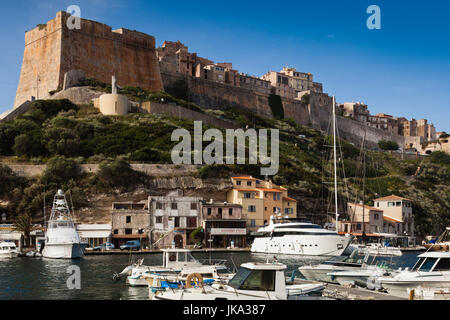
[{"xmin": 332, "ymin": 96, "xmax": 339, "ymax": 231}]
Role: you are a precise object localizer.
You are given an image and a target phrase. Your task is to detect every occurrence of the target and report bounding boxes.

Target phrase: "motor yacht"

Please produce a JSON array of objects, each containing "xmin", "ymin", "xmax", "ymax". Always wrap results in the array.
[
  {"xmin": 378, "ymin": 251, "xmax": 450, "ymax": 299},
  {"xmin": 0, "ymin": 241, "xmax": 19, "ymax": 258}
]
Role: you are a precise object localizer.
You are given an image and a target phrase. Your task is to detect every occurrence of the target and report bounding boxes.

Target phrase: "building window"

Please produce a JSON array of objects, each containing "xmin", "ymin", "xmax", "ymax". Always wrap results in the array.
[
  {"xmin": 113, "ymin": 229, "xmax": 118, "ymax": 235},
  {"xmin": 250, "ymin": 219, "xmax": 256, "ymax": 227},
  {"xmin": 229, "ymin": 208, "xmax": 233, "ymax": 216},
  {"xmin": 207, "ymin": 208, "xmax": 212, "ymax": 215},
  {"xmin": 388, "ymin": 202, "xmax": 395, "ymax": 207},
  {"xmin": 174, "ymin": 217, "xmax": 180, "ymax": 228},
  {"xmin": 125, "ymin": 229, "xmax": 132, "ymax": 235},
  {"xmin": 155, "ymin": 216, "xmax": 162, "ymax": 224},
  {"xmin": 171, "ymin": 203, "xmax": 178, "ymax": 210},
  {"xmin": 244, "ymin": 193, "xmax": 252, "ymax": 199},
  {"xmin": 374, "ymin": 213, "xmax": 379, "ymax": 220},
  {"xmin": 376, "ymin": 202, "xmax": 380, "ymax": 207},
  {"xmin": 156, "ymin": 202, "xmax": 163, "ymax": 210},
  {"xmin": 248, "ymin": 205, "xmax": 256, "ymax": 213},
  {"xmin": 356, "ymin": 223, "xmax": 362, "ymax": 231},
  {"xmin": 236, "ymin": 181, "xmax": 242, "ymax": 186},
  {"xmin": 273, "ymin": 193, "xmax": 281, "ymax": 201},
  {"xmin": 187, "ymin": 217, "xmax": 197, "ymax": 228},
  {"xmin": 126, "ymin": 216, "xmax": 131, "ymax": 224},
  {"xmin": 396, "ymin": 202, "xmax": 402, "ymax": 207},
  {"xmin": 218, "ymin": 208, "xmax": 223, "ymax": 215},
  {"xmin": 190, "ymin": 203, "xmax": 197, "ymax": 210},
  {"xmin": 247, "ymin": 181, "xmax": 252, "ymax": 186}
]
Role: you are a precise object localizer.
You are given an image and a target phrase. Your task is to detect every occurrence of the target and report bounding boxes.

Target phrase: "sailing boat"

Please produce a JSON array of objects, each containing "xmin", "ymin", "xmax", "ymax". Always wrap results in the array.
[
  {"xmin": 250, "ymin": 97, "xmax": 353, "ymax": 256},
  {"xmin": 42, "ymin": 189, "xmax": 86, "ymax": 259}
]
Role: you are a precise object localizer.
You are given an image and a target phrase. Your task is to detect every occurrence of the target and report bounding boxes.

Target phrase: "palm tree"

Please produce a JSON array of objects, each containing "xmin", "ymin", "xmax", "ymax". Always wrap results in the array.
[{"xmin": 13, "ymin": 214, "xmax": 37, "ymax": 248}]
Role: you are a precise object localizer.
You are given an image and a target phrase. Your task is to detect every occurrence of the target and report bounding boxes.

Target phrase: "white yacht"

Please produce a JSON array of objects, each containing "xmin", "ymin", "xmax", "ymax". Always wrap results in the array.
[
  {"xmin": 41, "ymin": 190, "xmax": 86, "ymax": 259},
  {"xmin": 117, "ymin": 248, "xmax": 228, "ymax": 287},
  {"xmin": 149, "ymin": 262, "xmax": 326, "ymax": 300},
  {"xmin": 327, "ymin": 263, "xmax": 395, "ymax": 289},
  {"xmin": 0, "ymin": 241, "xmax": 19, "ymax": 258},
  {"xmin": 251, "ymin": 216, "xmax": 353, "ymax": 256},
  {"xmin": 377, "ymin": 251, "xmax": 450, "ymax": 299}
]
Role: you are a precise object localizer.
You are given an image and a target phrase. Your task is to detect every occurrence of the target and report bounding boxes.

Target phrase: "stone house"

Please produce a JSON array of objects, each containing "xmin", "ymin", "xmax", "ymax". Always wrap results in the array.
[
  {"xmin": 374, "ymin": 195, "xmax": 414, "ymax": 236},
  {"xmin": 111, "ymin": 201, "xmax": 150, "ymax": 248},
  {"xmin": 149, "ymin": 190, "xmax": 203, "ymax": 249}
]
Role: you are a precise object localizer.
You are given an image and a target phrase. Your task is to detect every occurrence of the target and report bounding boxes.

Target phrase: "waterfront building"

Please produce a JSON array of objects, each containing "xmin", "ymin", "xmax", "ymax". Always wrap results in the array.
[
  {"xmin": 374, "ymin": 195, "xmax": 414, "ymax": 236},
  {"xmin": 149, "ymin": 190, "xmax": 203, "ymax": 249},
  {"xmin": 338, "ymin": 203, "xmax": 384, "ymax": 236},
  {"xmin": 76, "ymin": 224, "xmax": 112, "ymax": 248},
  {"xmin": 226, "ymin": 175, "xmax": 297, "ymax": 233},
  {"xmin": 111, "ymin": 200, "xmax": 150, "ymax": 248},
  {"xmin": 201, "ymin": 202, "xmax": 246, "ymax": 248}
]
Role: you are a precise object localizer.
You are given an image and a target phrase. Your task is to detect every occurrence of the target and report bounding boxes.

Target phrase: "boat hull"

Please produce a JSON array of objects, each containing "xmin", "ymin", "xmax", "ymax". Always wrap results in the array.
[
  {"xmin": 251, "ymin": 234, "xmax": 352, "ymax": 256},
  {"xmin": 298, "ymin": 265, "xmax": 361, "ymax": 284},
  {"xmin": 380, "ymin": 279, "xmax": 450, "ymax": 298},
  {"xmin": 42, "ymin": 243, "xmax": 86, "ymax": 259},
  {"xmin": 0, "ymin": 252, "xmax": 19, "ymax": 259}
]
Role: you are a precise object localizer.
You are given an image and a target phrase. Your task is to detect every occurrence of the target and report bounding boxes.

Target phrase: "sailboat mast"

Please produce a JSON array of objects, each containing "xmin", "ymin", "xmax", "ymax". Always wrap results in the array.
[{"xmin": 332, "ymin": 96, "xmax": 339, "ymax": 231}]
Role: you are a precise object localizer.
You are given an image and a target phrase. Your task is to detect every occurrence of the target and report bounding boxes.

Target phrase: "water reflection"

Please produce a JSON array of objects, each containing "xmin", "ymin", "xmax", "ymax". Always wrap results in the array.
[{"xmin": 0, "ymin": 251, "xmax": 420, "ymax": 300}]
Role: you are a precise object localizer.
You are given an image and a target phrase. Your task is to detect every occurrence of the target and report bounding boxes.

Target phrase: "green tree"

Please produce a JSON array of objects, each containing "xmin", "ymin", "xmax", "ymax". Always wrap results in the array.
[
  {"xmin": 41, "ymin": 156, "xmax": 82, "ymax": 186},
  {"xmin": 378, "ymin": 140, "xmax": 399, "ymax": 151},
  {"xmin": 268, "ymin": 94, "xmax": 284, "ymax": 120},
  {"xmin": 96, "ymin": 157, "xmax": 143, "ymax": 192},
  {"xmin": 190, "ymin": 226, "xmax": 204, "ymax": 244},
  {"xmin": 13, "ymin": 213, "xmax": 37, "ymax": 248}
]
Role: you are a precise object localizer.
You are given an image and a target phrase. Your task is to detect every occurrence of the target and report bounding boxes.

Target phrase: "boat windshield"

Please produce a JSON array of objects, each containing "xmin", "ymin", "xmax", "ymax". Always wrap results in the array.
[
  {"xmin": 418, "ymin": 258, "xmax": 438, "ymax": 272},
  {"xmin": 228, "ymin": 267, "xmax": 276, "ymax": 291},
  {"xmin": 434, "ymin": 258, "xmax": 450, "ymax": 271},
  {"xmin": 412, "ymin": 257, "xmax": 425, "ymax": 271},
  {"xmin": 49, "ymin": 221, "xmax": 74, "ymax": 229}
]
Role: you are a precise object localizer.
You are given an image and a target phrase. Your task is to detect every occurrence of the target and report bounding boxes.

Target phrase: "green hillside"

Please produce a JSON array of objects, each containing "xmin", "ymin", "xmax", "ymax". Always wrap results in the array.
[{"xmin": 0, "ymin": 96, "xmax": 448, "ymax": 237}]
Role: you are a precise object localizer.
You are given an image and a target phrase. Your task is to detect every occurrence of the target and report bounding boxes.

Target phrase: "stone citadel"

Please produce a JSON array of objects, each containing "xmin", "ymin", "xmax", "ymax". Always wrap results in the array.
[{"xmin": 8, "ymin": 11, "xmax": 448, "ymax": 153}]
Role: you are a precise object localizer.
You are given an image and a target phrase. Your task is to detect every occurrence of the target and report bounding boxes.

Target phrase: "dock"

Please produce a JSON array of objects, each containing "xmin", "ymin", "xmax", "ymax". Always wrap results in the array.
[
  {"xmin": 292, "ymin": 279, "xmax": 407, "ymax": 300},
  {"xmin": 84, "ymin": 247, "xmax": 251, "ymax": 255}
]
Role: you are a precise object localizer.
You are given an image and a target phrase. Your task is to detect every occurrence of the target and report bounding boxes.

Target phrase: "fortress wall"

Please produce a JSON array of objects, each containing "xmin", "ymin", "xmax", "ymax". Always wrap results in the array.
[{"xmin": 14, "ymin": 11, "xmax": 163, "ymax": 108}]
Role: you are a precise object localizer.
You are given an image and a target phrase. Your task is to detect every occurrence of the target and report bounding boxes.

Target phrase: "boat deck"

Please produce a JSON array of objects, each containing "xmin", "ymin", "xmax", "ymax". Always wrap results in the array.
[{"xmin": 292, "ymin": 279, "xmax": 407, "ymax": 300}]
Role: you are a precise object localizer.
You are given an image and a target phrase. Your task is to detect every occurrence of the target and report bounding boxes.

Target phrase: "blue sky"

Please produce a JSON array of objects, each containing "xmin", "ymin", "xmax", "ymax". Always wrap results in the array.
[{"xmin": 0, "ymin": 0, "xmax": 449, "ymax": 131}]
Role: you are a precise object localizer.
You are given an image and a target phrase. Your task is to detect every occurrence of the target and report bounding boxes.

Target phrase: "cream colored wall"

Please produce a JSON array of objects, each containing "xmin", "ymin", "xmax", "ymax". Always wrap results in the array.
[{"xmin": 98, "ymin": 94, "xmax": 129, "ymax": 115}]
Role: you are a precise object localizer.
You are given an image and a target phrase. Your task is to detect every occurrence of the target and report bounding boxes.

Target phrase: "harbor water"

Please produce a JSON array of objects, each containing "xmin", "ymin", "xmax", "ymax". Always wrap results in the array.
[{"xmin": 0, "ymin": 251, "xmax": 421, "ymax": 300}]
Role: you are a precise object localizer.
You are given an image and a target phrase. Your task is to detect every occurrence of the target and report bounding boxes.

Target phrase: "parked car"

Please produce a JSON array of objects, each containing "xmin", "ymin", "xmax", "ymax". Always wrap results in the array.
[
  {"xmin": 120, "ymin": 240, "xmax": 141, "ymax": 251},
  {"xmin": 93, "ymin": 243, "xmax": 115, "ymax": 251}
]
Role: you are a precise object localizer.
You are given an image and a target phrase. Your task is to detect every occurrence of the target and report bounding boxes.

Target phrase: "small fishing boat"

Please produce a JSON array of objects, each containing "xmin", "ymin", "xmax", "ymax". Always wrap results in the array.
[
  {"xmin": 115, "ymin": 248, "xmax": 228, "ymax": 286},
  {"xmin": 0, "ymin": 241, "xmax": 19, "ymax": 258},
  {"xmin": 353, "ymin": 243, "xmax": 403, "ymax": 257},
  {"xmin": 149, "ymin": 262, "xmax": 326, "ymax": 300},
  {"xmin": 423, "ymin": 227, "xmax": 450, "ymax": 252}
]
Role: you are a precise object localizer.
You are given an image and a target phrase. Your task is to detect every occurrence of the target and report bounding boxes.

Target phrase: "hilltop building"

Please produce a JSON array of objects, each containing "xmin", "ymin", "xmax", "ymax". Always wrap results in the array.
[
  {"xmin": 338, "ymin": 203, "xmax": 384, "ymax": 235},
  {"xmin": 374, "ymin": 195, "xmax": 414, "ymax": 236}
]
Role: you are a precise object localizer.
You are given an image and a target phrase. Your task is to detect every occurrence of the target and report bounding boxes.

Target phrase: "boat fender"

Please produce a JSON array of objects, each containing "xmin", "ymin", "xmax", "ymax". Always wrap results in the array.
[{"xmin": 185, "ymin": 273, "xmax": 203, "ymax": 288}]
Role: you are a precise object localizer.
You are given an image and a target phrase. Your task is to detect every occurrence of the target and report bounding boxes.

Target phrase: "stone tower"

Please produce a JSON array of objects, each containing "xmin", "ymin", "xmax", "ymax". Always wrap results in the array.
[{"xmin": 14, "ymin": 11, "xmax": 163, "ymax": 108}]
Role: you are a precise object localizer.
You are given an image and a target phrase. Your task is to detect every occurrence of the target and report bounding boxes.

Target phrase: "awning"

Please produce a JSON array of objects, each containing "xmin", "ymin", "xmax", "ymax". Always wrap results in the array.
[
  {"xmin": 78, "ymin": 231, "xmax": 111, "ymax": 239},
  {"xmin": 112, "ymin": 234, "xmax": 148, "ymax": 239}
]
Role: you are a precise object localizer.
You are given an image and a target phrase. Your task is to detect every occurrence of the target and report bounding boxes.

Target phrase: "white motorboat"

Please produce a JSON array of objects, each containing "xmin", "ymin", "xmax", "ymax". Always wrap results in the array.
[
  {"xmin": 377, "ymin": 251, "xmax": 450, "ymax": 299},
  {"xmin": 0, "ymin": 241, "xmax": 19, "ymax": 258},
  {"xmin": 353, "ymin": 243, "xmax": 403, "ymax": 257},
  {"xmin": 423, "ymin": 227, "xmax": 450, "ymax": 252},
  {"xmin": 149, "ymin": 262, "xmax": 326, "ymax": 300},
  {"xmin": 42, "ymin": 189, "xmax": 86, "ymax": 259},
  {"xmin": 251, "ymin": 216, "xmax": 353, "ymax": 256},
  {"xmin": 327, "ymin": 262, "xmax": 395, "ymax": 290},
  {"xmin": 298, "ymin": 250, "xmax": 367, "ymax": 283},
  {"xmin": 118, "ymin": 248, "xmax": 228, "ymax": 286}
]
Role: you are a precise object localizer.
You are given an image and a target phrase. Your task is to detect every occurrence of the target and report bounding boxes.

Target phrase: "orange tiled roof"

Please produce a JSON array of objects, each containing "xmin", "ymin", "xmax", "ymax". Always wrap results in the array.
[
  {"xmin": 236, "ymin": 188, "xmax": 260, "ymax": 192},
  {"xmin": 383, "ymin": 215, "xmax": 403, "ymax": 223},
  {"xmin": 283, "ymin": 197, "xmax": 297, "ymax": 202},
  {"xmin": 232, "ymin": 176, "xmax": 257, "ymax": 180},
  {"xmin": 258, "ymin": 188, "xmax": 283, "ymax": 193},
  {"xmin": 374, "ymin": 194, "xmax": 411, "ymax": 202}
]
